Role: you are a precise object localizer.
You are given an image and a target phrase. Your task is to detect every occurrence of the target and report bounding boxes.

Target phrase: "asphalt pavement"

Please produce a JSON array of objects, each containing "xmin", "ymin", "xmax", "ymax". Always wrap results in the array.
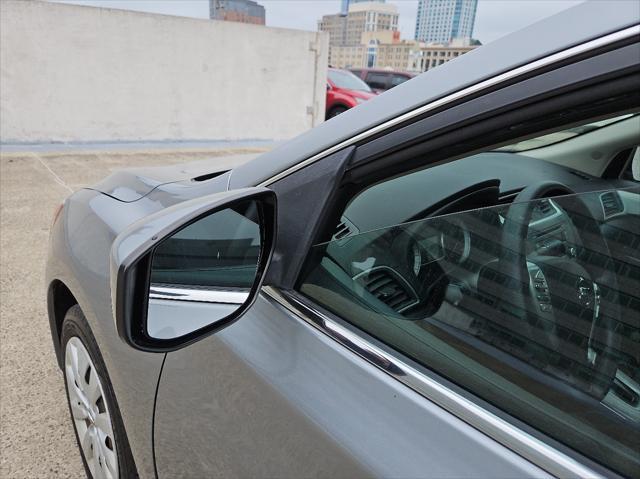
[{"xmin": 0, "ymin": 147, "xmax": 262, "ymax": 478}]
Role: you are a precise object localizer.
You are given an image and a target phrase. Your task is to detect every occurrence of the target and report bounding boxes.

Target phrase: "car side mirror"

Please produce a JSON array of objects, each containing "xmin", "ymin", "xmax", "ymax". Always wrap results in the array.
[{"xmin": 110, "ymin": 187, "xmax": 276, "ymax": 352}]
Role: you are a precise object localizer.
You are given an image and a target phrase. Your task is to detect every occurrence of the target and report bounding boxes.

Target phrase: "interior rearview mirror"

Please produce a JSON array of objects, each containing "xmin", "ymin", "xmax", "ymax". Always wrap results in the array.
[{"xmin": 110, "ymin": 188, "xmax": 276, "ymax": 352}]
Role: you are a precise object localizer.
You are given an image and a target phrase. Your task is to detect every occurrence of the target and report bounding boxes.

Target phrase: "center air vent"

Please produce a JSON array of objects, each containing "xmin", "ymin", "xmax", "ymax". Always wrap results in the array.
[
  {"xmin": 601, "ymin": 191, "xmax": 623, "ymax": 218},
  {"xmin": 332, "ymin": 217, "xmax": 358, "ymax": 241},
  {"xmin": 356, "ymin": 267, "xmax": 418, "ymax": 313}
]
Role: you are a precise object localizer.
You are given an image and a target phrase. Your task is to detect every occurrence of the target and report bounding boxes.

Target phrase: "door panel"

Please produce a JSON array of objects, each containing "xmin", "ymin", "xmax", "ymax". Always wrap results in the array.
[{"xmin": 155, "ymin": 294, "xmax": 549, "ymax": 478}]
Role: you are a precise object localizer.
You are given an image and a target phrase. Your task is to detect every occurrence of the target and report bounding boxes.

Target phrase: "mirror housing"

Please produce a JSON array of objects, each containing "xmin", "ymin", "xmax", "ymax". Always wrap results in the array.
[{"xmin": 110, "ymin": 187, "xmax": 276, "ymax": 352}]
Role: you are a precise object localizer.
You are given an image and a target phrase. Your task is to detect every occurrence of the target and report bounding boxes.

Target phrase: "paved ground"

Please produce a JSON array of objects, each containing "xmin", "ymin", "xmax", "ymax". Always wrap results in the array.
[{"xmin": 0, "ymin": 148, "xmax": 261, "ymax": 478}]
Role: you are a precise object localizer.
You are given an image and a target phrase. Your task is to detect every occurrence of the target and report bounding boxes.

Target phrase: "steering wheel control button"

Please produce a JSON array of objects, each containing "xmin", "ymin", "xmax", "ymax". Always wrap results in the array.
[{"xmin": 528, "ymin": 263, "xmax": 554, "ymax": 314}]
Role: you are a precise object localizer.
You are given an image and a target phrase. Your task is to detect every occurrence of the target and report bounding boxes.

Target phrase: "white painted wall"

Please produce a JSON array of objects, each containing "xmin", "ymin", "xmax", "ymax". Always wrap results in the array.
[{"xmin": 0, "ymin": 0, "xmax": 328, "ymax": 143}]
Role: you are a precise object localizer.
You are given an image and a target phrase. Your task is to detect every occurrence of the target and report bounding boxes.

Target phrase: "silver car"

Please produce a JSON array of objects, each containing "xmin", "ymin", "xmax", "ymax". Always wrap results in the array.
[{"xmin": 47, "ymin": 3, "xmax": 640, "ymax": 478}]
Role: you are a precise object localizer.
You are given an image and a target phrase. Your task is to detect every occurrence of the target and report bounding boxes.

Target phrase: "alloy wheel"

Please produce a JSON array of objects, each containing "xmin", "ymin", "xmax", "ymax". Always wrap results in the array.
[{"xmin": 65, "ymin": 337, "xmax": 119, "ymax": 479}]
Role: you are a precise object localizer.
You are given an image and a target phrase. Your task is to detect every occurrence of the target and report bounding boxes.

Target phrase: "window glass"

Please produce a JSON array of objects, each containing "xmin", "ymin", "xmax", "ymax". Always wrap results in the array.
[
  {"xmin": 390, "ymin": 74, "xmax": 409, "ymax": 87},
  {"xmin": 328, "ymin": 69, "xmax": 372, "ymax": 92},
  {"xmin": 299, "ymin": 122, "xmax": 640, "ymax": 476},
  {"xmin": 151, "ymin": 200, "xmax": 261, "ymax": 289},
  {"xmin": 365, "ymin": 72, "xmax": 389, "ymax": 90}
]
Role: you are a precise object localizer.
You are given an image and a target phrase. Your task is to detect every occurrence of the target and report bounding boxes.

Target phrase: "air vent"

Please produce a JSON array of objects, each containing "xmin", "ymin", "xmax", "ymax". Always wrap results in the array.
[
  {"xmin": 333, "ymin": 218, "xmax": 358, "ymax": 241},
  {"xmin": 333, "ymin": 221, "xmax": 351, "ymax": 240},
  {"xmin": 357, "ymin": 268, "xmax": 417, "ymax": 313},
  {"xmin": 601, "ymin": 191, "xmax": 623, "ymax": 218}
]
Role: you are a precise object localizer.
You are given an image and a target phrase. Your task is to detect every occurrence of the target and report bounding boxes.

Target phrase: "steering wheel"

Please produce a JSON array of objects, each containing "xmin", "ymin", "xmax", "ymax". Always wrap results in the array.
[{"xmin": 497, "ymin": 181, "xmax": 620, "ymax": 400}]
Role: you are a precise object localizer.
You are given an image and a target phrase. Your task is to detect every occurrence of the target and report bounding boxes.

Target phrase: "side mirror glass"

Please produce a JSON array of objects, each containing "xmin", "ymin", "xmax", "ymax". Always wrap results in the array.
[
  {"xmin": 148, "ymin": 199, "xmax": 262, "ymax": 340},
  {"xmin": 111, "ymin": 188, "xmax": 276, "ymax": 352}
]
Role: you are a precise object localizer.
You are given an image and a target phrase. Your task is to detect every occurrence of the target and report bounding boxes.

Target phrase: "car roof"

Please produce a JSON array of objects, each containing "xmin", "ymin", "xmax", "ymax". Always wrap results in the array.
[
  {"xmin": 229, "ymin": 1, "xmax": 639, "ymax": 189},
  {"xmin": 354, "ymin": 68, "xmax": 415, "ymax": 76}
]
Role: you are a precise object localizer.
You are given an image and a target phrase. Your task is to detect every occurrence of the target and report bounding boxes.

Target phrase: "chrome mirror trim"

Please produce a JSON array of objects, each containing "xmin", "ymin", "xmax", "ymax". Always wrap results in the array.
[
  {"xmin": 149, "ymin": 284, "xmax": 249, "ymax": 305},
  {"xmin": 262, "ymin": 286, "xmax": 604, "ymax": 479}
]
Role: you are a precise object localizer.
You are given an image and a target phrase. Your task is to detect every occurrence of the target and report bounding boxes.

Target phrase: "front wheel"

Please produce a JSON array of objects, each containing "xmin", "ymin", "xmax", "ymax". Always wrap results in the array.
[
  {"xmin": 327, "ymin": 105, "xmax": 348, "ymax": 119},
  {"xmin": 61, "ymin": 305, "xmax": 137, "ymax": 479}
]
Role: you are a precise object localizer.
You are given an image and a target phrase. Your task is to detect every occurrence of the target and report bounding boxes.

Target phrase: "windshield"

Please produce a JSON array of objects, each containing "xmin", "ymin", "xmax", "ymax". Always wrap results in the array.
[
  {"xmin": 496, "ymin": 113, "xmax": 636, "ymax": 152},
  {"xmin": 329, "ymin": 69, "xmax": 372, "ymax": 92}
]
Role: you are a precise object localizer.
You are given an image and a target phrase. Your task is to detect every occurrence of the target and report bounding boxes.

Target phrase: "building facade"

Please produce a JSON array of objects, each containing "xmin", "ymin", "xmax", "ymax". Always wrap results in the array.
[
  {"xmin": 209, "ymin": 0, "xmax": 265, "ymax": 25},
  {"xmin": 329, "ymin": 30, "xmax": 476, "ymax": 72},
  {"xmin": 414, "ymin": 0, "xmax": 477, "ymax": 44},
  {"xmin": 415, "ymin": 42, "xmax": 476, "ymax": 71},
  {"xmin": 319, "ymin": 1, "xmax": 398, "ymax": 47},
  {"xmin": 340, "ymin": 0, "xmax": 385, "ymax": 16},
  {"xmin": 318, "ymin": 13, "xmax": 348, "ymax": 47}
]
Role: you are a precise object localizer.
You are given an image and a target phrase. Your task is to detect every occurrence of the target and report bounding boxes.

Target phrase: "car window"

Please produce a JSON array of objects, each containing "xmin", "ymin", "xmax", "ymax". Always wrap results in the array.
[
  {"xmin": 328, "ymin": 69, "xmax": 372, "ymax": 92},
  {"xmin": 298, "ymin": 123, "xmax": 640, "ymax": 477},
  {"xmin": 389, "ymin": 74, "xmax": 409, "ymax": 87},
  {"xmin": 365, "ymin": 72, "xmax": 389, "ymax": 90}
]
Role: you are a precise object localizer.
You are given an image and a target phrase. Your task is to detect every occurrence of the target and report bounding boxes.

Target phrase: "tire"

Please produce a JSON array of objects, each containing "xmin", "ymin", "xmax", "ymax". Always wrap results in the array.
[
  {"xmin": 327, "ymin": 105, "xmax": 348, "ymax": 119},
  {"xmin": 61, "ymin": 305, "xmax": 137, "ymax": 479}
]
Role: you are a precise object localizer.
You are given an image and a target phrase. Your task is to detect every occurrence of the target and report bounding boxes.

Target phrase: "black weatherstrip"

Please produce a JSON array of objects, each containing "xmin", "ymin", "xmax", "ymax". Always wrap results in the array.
[{"xmin": 152, "ymin": 353, "xmax": 167, "ymax": 479}]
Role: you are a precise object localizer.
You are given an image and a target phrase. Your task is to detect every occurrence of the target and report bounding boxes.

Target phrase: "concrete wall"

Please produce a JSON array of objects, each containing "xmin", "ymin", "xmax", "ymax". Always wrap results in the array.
[{"xmin": 0, "ymin": 1, "xmax": 328, "ymax": 143}]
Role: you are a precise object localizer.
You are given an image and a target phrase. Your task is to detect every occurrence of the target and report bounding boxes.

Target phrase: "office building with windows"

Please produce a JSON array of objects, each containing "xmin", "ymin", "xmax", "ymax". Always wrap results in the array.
[
  {"xmin": 209, "ymin": 0, "xmax": 265, "ymax": 25},
  {"xmin": 340, "ymin": 0, "xmax": 386, "ymax": 16},
  {"xmin": 329, "ymin": 30, "xmax": 477, "ymax": 72},
  {"xmin": 319, "ymin": 1, "xmax": 398, "ymax": 47},
  {"xmin": 414, "ymin": 0, "xmax": 477, "ymax": 44}
]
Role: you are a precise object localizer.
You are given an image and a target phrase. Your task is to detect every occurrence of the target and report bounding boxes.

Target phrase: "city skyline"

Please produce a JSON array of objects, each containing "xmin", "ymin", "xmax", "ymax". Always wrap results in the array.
[{"xmin": 51, "ymin": 0, "xmax": 584, "ymax": 45}]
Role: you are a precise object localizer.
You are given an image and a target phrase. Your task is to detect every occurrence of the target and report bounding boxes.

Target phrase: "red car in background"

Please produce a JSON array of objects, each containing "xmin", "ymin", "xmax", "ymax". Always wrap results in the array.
[{"xmin": 326, "ymin": 68, "xmax": 376, "ymax": 119}]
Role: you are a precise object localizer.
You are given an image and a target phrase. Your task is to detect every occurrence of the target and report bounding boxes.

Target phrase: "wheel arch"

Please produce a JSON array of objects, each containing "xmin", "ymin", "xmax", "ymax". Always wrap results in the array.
[
  {"xmin": 327, "ymin": 103, "xmax": 351, "ymax": 119},
  {"xmin": 47, "ymin": 278, "xmax": 79, "ymax": 368}
]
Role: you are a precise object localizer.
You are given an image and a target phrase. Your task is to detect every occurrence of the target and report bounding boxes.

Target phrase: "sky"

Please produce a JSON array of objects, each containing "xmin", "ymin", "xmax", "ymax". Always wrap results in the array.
[{"xmin": 51, "ymin": 0, "xmax": 585, "ymax": 45}]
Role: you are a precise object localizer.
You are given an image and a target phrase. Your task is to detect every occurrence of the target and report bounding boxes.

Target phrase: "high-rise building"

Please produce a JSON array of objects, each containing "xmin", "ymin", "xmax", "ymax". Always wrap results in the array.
[
  {"xmin": 340, "ymin": 0, "xmax": 385, "ymax": 16},
  {"xmin": 319, "ymin": 1, "xmax": 398, "ymax": 47},
  {"xmin": 414, "ymin": 0, "xmax": 477, "ymax": 44},
  {"xmin": 209, "ymin": 0, "xmax": 265, "ymax": 25}
]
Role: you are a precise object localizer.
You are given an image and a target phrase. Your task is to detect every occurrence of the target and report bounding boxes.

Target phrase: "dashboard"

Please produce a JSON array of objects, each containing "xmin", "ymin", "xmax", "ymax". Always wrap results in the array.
[{"xmin": 326, "ymin": 151, "xmax": 639, "ymax": 320}]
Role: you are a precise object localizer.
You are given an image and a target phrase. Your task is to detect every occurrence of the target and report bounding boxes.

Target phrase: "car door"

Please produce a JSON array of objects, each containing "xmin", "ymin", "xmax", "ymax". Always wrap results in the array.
[{"xmin": 153, "ymin": 33, "xmax": 639, "ymax": 478}]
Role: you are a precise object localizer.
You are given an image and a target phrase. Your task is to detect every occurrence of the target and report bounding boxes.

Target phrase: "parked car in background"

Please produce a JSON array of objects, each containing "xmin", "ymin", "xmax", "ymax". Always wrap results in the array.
[
  {"xmin": 326, "ymin": 67, "xmax": 376, "ymax": 119},
  {"xmin": 47, "ymin": 3, "xmax": 640, "ymax": 478},
  {"xmin": 350, "ymin": 67, "xmax": 417, "ymax": 93}
]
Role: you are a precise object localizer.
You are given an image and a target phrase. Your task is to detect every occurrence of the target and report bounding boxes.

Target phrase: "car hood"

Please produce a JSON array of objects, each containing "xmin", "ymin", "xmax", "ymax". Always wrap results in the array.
[{"xmin": 88, "ymin": 158, "xmax": 233, "ymax": 202}]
